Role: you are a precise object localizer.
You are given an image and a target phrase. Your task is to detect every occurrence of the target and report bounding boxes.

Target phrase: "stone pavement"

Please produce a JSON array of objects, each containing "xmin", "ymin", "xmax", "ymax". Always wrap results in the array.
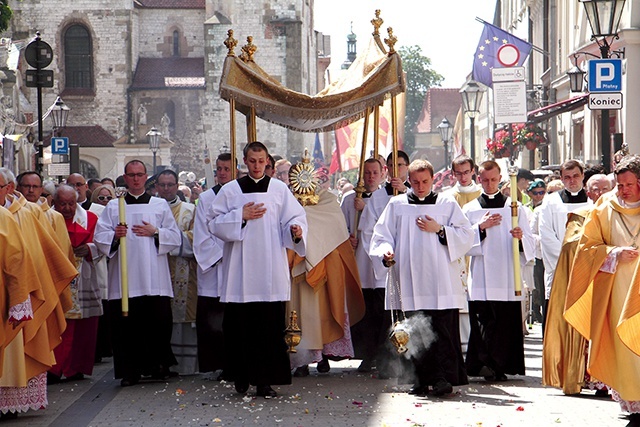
[{"xmin": 5, "ymin": 324, "xmax": 630, "ymax": 426}]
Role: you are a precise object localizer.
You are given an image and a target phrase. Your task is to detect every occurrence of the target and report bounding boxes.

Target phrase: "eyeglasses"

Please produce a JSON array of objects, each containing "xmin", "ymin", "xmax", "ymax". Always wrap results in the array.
[
  {"xmin": 0, "ymin": 183, "xmax": 8, "ymax": 189},
  {"xmin": 454, "ymin": 170, "xmax": 472, "ymax": 177},
  {"xmin": 531, "ymin": 190, "xmax": 545, "ymax": 195},
  {"xmin": 265, "ymin": 165, "xmax": 273, "ymax": 170},
  {"xmin": 73, "ymin": 182, "xmax": 87, "ymax": 187},
  {"xmin": 125, "ymin": 173, "xmax": 146, "ymax": 178},
  {"xmin": 19, "ymin": 184, "xmax": 42, "ymax": 190},
  {"xmin": 156, "ymin": 183, "xmax": 176, "ymax": 189},
  {"xmin": 42, "ymin": 193, "xmax": 50, "ymax": 198},
  {"xmin": 97, "ymin": 195, "xmax": 114, "ymax": 201}
]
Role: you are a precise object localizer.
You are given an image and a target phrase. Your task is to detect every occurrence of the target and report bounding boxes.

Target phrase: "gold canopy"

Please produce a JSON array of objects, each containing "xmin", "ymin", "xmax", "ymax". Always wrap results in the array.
[{"xmin": 218, "ymin": 34, "xmax": 406, "ymax": 133}]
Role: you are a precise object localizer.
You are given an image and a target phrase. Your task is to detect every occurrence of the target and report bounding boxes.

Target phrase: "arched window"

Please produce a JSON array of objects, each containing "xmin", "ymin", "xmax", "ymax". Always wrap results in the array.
[
  {"xmin": 173, "ymin": 30, "xmax": 180, "ymax": 57},
  {"xmin": 79, "ymin": 159, "xmax": 99, "ymax": 179},
  {"xmin": 64, "ymin": 25, "xmax": 93, "ymax": 89}
]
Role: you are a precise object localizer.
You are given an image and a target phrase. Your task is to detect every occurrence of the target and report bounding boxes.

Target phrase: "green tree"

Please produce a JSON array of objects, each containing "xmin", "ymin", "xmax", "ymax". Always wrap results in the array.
[
  {"xmin": 0, "ymin": 1, "xmax": 11, "ymax": 34},
  {"xmin": 398, "ymin": 45, "xmax": 443, "ymax": 155}
]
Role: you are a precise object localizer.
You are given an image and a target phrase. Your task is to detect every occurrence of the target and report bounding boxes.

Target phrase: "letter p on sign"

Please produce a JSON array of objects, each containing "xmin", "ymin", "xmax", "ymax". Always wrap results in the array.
[{"xmin": 588, "ymin": 59, "xmax": 622, "ymax": 93}]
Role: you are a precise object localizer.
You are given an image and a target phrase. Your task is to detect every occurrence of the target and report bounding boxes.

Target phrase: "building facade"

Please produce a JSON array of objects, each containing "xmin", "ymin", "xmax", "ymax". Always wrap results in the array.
[{"xmin": 6, "ymin": 0, "xmax": 321, "ymax": 179}]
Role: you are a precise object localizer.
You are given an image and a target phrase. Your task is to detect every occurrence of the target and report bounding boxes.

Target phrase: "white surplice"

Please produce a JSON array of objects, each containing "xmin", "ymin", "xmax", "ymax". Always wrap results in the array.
[
  {"xmin": 359, "ymin": 187, "xmax": 393, "ymax": 286},
  {"xmin": 193, "ymin": 187, "xmax": 224, "ymax": 298},
  {"xmin": 370, "ymin": 193, "xmax": 474, "ymax": 311},
  {"xmin": 209, "ymin": 178, "xmax": 307, "ymax": 303},
  {"xmin": 538, "ymin": 191, "xmax": 591, "ymax": 298},
  {"xmin": 94, "ymin": 197, "xmax": 181, "ymax": 299},
  {"xmin": 463, "ymin": 198, "xmax": 535, "ymax": 302},
  {"xmin": 340, "ymin": 190, "xmax": 378, "ymax": 289}
]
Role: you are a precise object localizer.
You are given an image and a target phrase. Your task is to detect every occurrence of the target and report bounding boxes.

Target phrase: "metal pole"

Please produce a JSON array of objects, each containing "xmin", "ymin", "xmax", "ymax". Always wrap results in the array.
[
  {"xmin": 469, "ymin": 116, "xmax": 476, "ymax": 162},
  {"xmin": 152, "ymin": 151, "xmax": 157, "ymax": 175},
  {"xmin": 602, "ymin": 110, "xmax": 610, "ymax": 173}
]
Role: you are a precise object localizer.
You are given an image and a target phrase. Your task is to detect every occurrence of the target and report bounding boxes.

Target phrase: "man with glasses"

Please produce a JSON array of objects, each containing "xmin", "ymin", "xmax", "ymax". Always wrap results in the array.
[
  {"xmin": 66, "ymin": 173, "xmax": 92, "ymax": 211},
  {"xmin": 156, "ymin": 170, "xmax": 199, "ymax": 375},
  {"xmin": 446, "ymin": 155, "xmax": 481, "ymax": 207},
  {"xmin": 17, "ymin": 171, "xmax": 73, "ymax": 261},
  {"xmin": 94, "ymin": 160, "xmax": 181, "ymax": 387},
  {"xmin": 274, "ymin": 159, "xmax": 292, "ymax": 185},
  {"xmin": 193, "ymin": 153, "xmax": 236, "ymax": 378},
  {"xmin": 444, "ymin": 155, "xmax": 482, "ymax": 358}
]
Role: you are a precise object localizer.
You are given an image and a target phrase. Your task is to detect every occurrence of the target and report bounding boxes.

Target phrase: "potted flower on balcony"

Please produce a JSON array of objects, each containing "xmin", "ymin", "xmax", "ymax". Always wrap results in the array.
[
  {"xmin": 486, "ymin": 128, "xmax": 514, "ymax": 159},
  {"xmin": 514, "ymin": 123, "xmax": 547, "ymax": 151}
]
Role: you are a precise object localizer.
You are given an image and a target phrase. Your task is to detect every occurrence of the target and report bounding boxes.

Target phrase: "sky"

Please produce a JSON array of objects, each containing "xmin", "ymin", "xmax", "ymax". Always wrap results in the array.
[{"xmin": 314, "ymin": 0, "xmax": 498, "ymax": 88}]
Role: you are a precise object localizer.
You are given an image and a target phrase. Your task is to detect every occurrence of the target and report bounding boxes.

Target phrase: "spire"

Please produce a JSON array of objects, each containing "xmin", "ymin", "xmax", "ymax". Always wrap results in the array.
[{"xmin": 341, "ymin": 23, "xmax": 357, "ymax": 70}]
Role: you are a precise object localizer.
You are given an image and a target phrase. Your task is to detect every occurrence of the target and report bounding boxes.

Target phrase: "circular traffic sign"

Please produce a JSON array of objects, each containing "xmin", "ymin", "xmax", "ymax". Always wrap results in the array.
[
  {"xmin": 496, "ymin": 44, "xmax": 520, "ymax": 67},
  {"xmin": 25, "ymin": 39, "xmax": 53, "ymax": 69}
]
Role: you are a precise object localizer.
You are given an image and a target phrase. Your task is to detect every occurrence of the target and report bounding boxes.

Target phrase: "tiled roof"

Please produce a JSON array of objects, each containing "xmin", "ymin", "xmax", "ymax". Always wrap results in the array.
[
  {"xmin": 414, "ymin": 88, "xmax": 462, "ymax": 133},
  {"xmin": 44, "ymin": 125, "xmax": 115, "ymax": 148},
  {"xmin": 131, "ymin": 57, "xmax": 205, "ymax": 90},
  {"xmin": 135, "ymin": 0, "xmax": 205, "ymax": 9}
]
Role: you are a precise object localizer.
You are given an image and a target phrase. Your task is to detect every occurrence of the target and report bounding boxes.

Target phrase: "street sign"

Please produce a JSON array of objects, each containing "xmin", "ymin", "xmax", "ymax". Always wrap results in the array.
[
  {"xmin": 51, "ymin": 137, "xmax": 69, "ymax": 154},
  {"xmin": 47, "ymin": 163, "xmax": 70, "ymax": 177},
  {"xmin": 588, "ymin": 59, "xmax": 622, "ymax": 93},
  {"xmin": 493, "ymin": 80, "xmax": 528, "ymax": 124},
  {"xmin": 25, "ymin": 69, "xmax": 54, "ymax": 88},
  {"xmin": 588, "ymin": 93, "xmax": 623, "ymax": 110},
  {"xmin": 491, "ymin": 67, "xmax": 525, "ymax": 83},
  {"xmin": 24, "ymin": 38, "xmax": 53, "ymax": 69}
]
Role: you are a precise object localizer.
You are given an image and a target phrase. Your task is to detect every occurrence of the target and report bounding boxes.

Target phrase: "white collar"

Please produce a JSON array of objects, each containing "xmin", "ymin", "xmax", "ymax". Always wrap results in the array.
[{"xmin": 483, "ymin": 190, "xmax": 501, "ymax": 199}]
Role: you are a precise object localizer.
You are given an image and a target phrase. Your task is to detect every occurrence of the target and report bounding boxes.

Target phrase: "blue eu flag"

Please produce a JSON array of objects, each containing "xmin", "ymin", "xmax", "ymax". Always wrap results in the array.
[{"xmin": 472, "ymin": 22, "xmax": 532, "ymax": 88}]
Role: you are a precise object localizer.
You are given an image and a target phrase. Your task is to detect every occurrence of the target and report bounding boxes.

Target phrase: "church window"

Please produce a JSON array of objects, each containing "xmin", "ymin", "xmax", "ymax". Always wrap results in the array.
[
  {"xmin": 173, "ymin": 30, "xmax": 180, "ymax": 57},
  {"xmin": 64, "ymin": 25, "xmax": 93, "ymax": 89}
]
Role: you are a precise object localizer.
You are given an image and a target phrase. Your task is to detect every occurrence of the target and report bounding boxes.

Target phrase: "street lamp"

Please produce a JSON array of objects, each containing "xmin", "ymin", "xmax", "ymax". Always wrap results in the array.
[
  {"xmin": 437, "ymin": 117, "xmax": 453, "ymax": 169},
  {"xmin": 579, "ymin": 0, "xmax": 626, "ymax": 172},
  {"xmin": 50, "ymin": 96, "xmax": 70, "ymax": 134},
  {"xmin": 567, "ymin": 60, "xmax": 586, "ymax": 93},
  {"xmin": 146, "ymin": 126, "xmax": 161, "ymax": 175},
  {"xmin": 460, "ymin": 80, "xmax": 485, "ymax": 162}
]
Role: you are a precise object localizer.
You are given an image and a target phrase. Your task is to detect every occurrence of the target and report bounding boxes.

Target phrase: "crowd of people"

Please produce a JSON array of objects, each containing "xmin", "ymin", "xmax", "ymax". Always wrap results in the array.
[{"xmin": 2, "ymin": 142, "xmax": 640, "ymax": 426}]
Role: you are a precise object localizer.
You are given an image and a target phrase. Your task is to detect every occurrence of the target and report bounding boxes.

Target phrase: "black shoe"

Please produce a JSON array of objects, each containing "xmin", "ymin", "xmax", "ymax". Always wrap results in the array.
[
  {"xmin": 0, "ymin": 411, "xmax": 17, "ymax": 420},
  {"xmin": 595, "ymin": 389, "xmax": 610, "ymax": 398},
  {"xmin": 316, "ymin": 357, "xmax": 330, "ymax": 373},
  {"xmin": 256, "ymin": 385, "xmax": 277, "ymax": 398},
  {"xmin": 120, "ymin": 375, "xmax": 140, "ymax": 387},
  {"xmin": 234, "ymin": 379, "xmax": 249, "ymax": 394},
  {"xmin": 431, "ymin": 379, "xmax": 453, "ymax": 396},
  {"xmin": 484, "ymin": 372, "xmax": 508, "ymax": 382},
  {"xmin": 65, "ymin": 373, "xmax": 85, "ymax": 382},
  {"xmin": 357, "ymin": 360, "xmax": 372, "ymax": 373},
  {"xmin": 408, "ymin": 384, "xmax": 428, "ymax": 395},
  {"xmin": 47, "ymin": 372, "xmax": 62, "ymax": 384},
  {"xmin": 293, "ymin": 365, "xmax": 310, "ymax": 377},
  {"xmin": 626, "ymin": 413, "xmax": 640, "ymax": 427}
]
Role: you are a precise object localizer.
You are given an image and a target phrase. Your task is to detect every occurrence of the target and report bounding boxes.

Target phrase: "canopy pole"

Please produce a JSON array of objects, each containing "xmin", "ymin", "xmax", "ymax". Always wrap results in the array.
[
  {"xmin": 373, "ymin": 105, "xmax": 380, "ymax": 160},
  {"xmin": 230, "ymin": 98, "xmax": 237, "ymax": 180},
  {"xmin": 247, "ymin": 105, "xmax": 257, "ymax": 142},
  {"xmin": 391, "ymin": 95, "xmax": 399, "ymax": 196},
  {"xmin": 353, "ymin": 107, "xmax": 372, "ymax": 235}
]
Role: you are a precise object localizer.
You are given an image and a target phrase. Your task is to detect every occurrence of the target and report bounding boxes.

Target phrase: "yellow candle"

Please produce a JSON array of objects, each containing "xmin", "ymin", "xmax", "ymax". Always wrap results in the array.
[
  {"xmin": 117, "ymin": 193, "xmax": 129, "ymax": 316},
  {"xmin": 509, "ymin": 172, "xmax": 522, "ymax": 296}
]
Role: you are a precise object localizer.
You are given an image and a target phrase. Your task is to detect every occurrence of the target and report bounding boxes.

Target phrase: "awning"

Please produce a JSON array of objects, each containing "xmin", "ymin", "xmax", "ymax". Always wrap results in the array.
[{"xmin": 527, "ymin": 94, "xmax": 589, "ymax": 124}]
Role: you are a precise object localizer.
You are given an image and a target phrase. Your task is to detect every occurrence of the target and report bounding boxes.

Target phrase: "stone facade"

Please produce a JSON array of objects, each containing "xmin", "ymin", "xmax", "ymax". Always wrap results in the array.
[{"xmin": 6, "ymin": 0, "xmax": 319, "ymax": 178}]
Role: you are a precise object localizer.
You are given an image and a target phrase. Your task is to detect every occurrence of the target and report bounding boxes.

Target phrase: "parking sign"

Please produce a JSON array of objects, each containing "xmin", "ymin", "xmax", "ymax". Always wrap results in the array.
[
  {"xmin": 51, "ymin": 137, "xmax": 69, "ymax": 155},
  {"xmin": 588, "ymin": 59, "xmax": 622, "ymax": 93}
]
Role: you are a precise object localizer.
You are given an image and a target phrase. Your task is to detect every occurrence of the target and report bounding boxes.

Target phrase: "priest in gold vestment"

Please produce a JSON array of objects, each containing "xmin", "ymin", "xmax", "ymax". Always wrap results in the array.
[{"xmin": 564, "ymin": 155, "xmax": 640, "ymax": 426}]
